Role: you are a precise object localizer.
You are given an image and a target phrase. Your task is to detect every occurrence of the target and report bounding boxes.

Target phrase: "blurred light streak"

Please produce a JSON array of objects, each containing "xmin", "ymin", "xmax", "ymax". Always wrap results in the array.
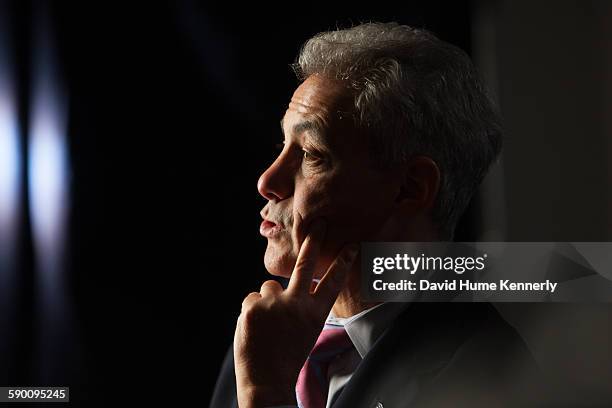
[
  {"xmin": 28, "ymin": 81, "xmax": 69, "ymax": 264},
  {"xmin": 0, "ymin": 76, "xmax": 20, "ymax": 255},
  {"xmin": 0, "ymin": 6, "xmax": 21, "ymax": 370},
  {"xmin": 28, "ymin": 3, "xmax": 75, "ymax": 382},
  {"xmin": 0, "ymin": 51, "xmax": 21, "ymax": 264}
]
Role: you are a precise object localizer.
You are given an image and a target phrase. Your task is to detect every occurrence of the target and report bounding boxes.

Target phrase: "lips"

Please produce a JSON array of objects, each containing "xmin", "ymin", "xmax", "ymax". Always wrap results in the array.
[{"xmin": 260, "ymin": 219, "xmax": 283, "ymax": 238}]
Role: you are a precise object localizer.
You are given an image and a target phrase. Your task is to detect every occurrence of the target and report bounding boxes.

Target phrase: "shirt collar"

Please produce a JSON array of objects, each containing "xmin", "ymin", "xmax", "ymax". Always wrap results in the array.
[{"xmin": 326, "ymin": 302, "xmax": 409, "ymax": 358}]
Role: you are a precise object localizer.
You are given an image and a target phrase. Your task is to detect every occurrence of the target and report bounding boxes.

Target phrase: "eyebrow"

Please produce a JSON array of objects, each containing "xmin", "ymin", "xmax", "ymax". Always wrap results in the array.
[{"xmin": 280, "ymin": 118, "xmax": 329, "ymax": 150}]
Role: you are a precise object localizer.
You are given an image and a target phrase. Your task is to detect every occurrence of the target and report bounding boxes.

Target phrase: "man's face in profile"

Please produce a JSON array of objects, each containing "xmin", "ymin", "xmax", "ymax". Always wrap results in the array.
[{"xmin": 258, "ymin": 75, "xmax": 400, "ymax": 279}]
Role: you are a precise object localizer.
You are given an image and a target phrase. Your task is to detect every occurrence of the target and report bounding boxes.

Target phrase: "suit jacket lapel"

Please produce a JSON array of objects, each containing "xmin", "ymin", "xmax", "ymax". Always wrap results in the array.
[{"xmin": 333, "ymin": 303, "xmax": 491, "ymax": 408}]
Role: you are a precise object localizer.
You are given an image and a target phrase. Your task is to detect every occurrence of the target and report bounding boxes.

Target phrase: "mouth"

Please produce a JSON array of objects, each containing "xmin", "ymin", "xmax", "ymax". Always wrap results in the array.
[{"xmin": 260, "ymin": 218, "xmax": 284, "ymax": 238}]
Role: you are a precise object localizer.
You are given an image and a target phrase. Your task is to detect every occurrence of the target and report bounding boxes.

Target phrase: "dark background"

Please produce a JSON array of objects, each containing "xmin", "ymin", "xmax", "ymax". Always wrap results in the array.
[
  {"xmin": 1, "ymin": 1, "xmax": 475, "ymax": 405},
  {"xmin": 1, "ymin": 0, "xmax": 611, "ymax": 406}
]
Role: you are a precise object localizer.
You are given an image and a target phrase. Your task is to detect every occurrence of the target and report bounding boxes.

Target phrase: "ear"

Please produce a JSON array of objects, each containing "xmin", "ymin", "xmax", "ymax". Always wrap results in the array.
[{"xmin": 395, "ymin": 156, "xmax": 441, "ymax": 212}]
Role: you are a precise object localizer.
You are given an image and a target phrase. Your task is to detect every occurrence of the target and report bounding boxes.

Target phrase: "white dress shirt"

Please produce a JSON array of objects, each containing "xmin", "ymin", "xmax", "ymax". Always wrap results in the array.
[{"xmin": 272, "ymin": 301, "xmax": 409, "ymax": 408}]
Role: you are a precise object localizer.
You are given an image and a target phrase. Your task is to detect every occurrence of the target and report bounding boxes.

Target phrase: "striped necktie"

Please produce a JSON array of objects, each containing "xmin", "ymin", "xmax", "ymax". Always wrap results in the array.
[{"xmin": 296, "ymin": 323, "xmax": 354, "ymax": 408}]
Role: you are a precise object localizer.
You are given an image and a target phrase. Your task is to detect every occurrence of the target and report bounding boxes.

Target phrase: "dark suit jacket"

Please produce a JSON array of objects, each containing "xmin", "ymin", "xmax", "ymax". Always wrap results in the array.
[{"xmin": 209, "ymin": 302, "xmax": 544, "ymax": 408}]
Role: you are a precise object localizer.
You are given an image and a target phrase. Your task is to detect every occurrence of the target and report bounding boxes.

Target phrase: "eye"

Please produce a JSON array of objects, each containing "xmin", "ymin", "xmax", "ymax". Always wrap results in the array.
[
  {"xmin": 302, "ymin": 149, "xmax": 318, "ymax": 161},
  {"xmin": 302, "ymin": 150, "xmax": 312, "ymax": 159},
  {"xmin": 301, "ymin": 148, "xmax": 328, "ymax": 168}
]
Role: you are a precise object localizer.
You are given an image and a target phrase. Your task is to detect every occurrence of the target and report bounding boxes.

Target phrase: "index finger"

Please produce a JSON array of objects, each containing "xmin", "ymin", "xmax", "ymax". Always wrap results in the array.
[{"xmin": 287, "ymin": 218, "xmax": 327, "ymax": 294}]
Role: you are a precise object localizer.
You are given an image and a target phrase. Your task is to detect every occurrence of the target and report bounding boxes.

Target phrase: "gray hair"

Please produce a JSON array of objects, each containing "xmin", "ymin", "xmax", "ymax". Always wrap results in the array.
[{"xmin": 293, "ymin": 22, "xmax": 502, "ymax": 240}]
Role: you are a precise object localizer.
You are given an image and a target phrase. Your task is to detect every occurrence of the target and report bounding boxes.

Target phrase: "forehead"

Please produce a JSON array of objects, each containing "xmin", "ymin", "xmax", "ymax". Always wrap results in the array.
[{"xmin": 282, "ymin": 75, "xmax": 354, "ymax": 137}]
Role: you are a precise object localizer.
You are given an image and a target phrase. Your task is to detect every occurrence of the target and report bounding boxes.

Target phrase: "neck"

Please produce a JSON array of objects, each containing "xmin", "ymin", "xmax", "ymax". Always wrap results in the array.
[
  {"xmin": 331, "ymin": 265, "xmax": 381, "ymax": 318},
  {"xmin": 331, "ymin": 217, "xmax": 441, "ymax": 318}
]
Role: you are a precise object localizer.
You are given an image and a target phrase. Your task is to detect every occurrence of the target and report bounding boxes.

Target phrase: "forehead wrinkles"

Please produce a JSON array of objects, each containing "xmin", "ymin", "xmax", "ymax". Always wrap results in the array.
[
  {"xmin": 289, "ymin": 75, "xmax": 353, "ymax": 119},
  {"xmin": 286, "ymin": 101, "xmax": 329, "ymax": 131},
  {"xmin": 288, "ymin": 98, "xmax": 330, "ymax": 114},
  {"xmin": 286, "ymin": 98, "xmax": 352, "ymax": 133}
]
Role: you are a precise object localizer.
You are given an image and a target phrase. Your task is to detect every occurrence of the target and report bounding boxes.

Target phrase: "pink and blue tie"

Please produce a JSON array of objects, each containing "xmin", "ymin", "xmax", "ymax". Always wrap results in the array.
[{"xmin": 296, "ymin": 323, "xmax": 354, "ymax": 408}]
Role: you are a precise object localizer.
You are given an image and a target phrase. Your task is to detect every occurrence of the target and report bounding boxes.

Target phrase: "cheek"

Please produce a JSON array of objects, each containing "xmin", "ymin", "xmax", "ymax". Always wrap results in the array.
[
  {"xmin": 291, "ymin": 177, "xmax": 336, "ymax": 254},
  {"xmin": 293, "ymin": 172, "xmax": 393, "ymax": 252},
  {"xmin": 325, "ymin": 177, "xmax": 393, "ymax": 240},
  {"xmin": 293, "ymin": 177, "xmax": 333, "ymax": 222}
]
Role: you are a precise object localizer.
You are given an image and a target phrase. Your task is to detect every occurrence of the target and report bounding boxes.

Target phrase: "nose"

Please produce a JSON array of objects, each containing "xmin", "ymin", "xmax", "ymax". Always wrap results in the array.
[{"xmin": 257, "ymin": 153, "xmax": 294, "ymax": 202}]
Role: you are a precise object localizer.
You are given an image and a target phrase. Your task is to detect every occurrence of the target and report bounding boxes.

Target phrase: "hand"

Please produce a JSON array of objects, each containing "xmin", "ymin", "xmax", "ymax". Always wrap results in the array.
[{"xmin": 233, "ymin": 219, "xmax": 359, "ymax": 408}]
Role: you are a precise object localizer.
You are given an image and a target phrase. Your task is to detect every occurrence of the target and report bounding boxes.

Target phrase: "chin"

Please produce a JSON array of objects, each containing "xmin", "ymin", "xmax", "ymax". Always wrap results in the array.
[{"xmin": 263, "ymin": 245, "xmax": 296, "ymax": 278}]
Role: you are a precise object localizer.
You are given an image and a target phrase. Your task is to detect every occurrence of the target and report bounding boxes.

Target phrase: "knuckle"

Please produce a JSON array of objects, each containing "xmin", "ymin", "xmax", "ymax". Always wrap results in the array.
[
  {"xmin": 241, "ymin": 292, "xmax": 260, "ymax": 308},
  {"xmin": 242, "ymin": 291, "xmax": 260, "ymax": 302},
  {"xmin": 260, "ymin": 279, "xmax": 281, "ymax": 292}
]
